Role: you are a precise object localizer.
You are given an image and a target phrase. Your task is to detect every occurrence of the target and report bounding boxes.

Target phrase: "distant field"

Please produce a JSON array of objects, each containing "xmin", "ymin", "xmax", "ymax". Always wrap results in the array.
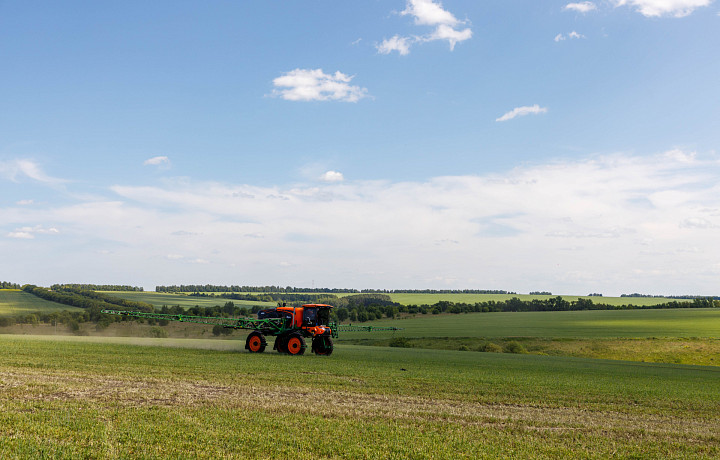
[
  {"xmin": 340, "ymin": 308, "xmax": 720, "ymax": 340},
  {"xmin": 383, "ymin": 293, "xmax": 693, "ymax": 306},
  {"xmin": 1, "ymin": 334, "xmax": 718, "ymax": 458},
  {"xmin": 99, "ymin": 291, "xmax": 276, "ymax": 309},
  {"xmin": 0, "ymin": 289, "xmax": 83, "ymax": 316}
]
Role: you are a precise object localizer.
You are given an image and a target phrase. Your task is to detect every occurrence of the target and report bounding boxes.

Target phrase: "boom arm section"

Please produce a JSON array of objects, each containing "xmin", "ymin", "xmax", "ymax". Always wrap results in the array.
[
  {"xmin": 336, "ymin": 324, "xmax": 404, "ymax": 332},
  {"xmin": 101, "ymin": 309, "xmax": 287, "ymax": 334},
  {"xmin": 101, "ymin": 309, "xmax": 403, "ymax": 339}
]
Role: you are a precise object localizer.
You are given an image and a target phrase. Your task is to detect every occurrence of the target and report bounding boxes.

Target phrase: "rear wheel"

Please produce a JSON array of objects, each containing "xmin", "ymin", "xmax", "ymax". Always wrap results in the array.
[
  {"xmin": 312, "ymin": 337, "xmax": 333, "ymax": 356},
  {"xmin": 245, "ymin": 332, "xmax": 266, "ymax": 353},
  {"xmin": 286, "ymin": 334, "xmax": 306, "ymax": 355},
  {"xmin": 275, "ymin": 334, "xmax": 289, "ymax": 354}
]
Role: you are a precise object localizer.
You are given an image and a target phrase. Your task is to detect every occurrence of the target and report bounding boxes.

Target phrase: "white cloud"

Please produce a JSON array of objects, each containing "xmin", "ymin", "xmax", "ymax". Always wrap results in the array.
[
  {"xmin": 378, "ymin": 0, "xmax": 472, "ymax": 55},
  {"xmin": 271, "ymin": 69, "xmax": 368, "ymax": 103},
  {"xmin": 496, "ymin": 104, "xmax": 548, "ymax": 122},
  {"xmin": 320, "ymin": 171, "xmax": 344, "ymax": 182},
  {"xmin": 555, "ymin": 31, "xmax": 586, "ymax": 42},
  {"xmin": 16, "ymin": 199, "xmax": 34, "ymax": 206},
  {"xmin": 424, "ymin": 24, "xmax": 473, "ymax": 51},
  {"xmin": 564, "ymin": 2, "xmax": 598, "ymax": 13},
  {"xmin": 614, "ymin": 0, "xmax": 713, "ymax": 17},
  {"xmin": 402, "ymin": 0, "xmax": 461, "ymax": 26},
  {"xmin": 377, "ymin": 35, "xmax": 412, "ymax": 55},
  {"xmin": 7, "ymin": 231, "xmax": 34, "ymax": 239},
  {"xmin": 6, "ymin": 225, "xmax": 59, "ymax": 239},
  {"xmin": 144, "ymin": 156, "xmax": 171, "ymax": 167},
  {"xmin": 0, "ymin": 159, "xmax": 66, "ymax": 185}
]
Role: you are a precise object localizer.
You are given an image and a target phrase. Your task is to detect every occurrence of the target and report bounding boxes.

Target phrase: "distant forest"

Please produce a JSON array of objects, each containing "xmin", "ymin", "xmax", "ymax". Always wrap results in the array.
[
  {"xmin": 621, "ymin": 293, "xmax": 720, "ymax": 300},
  {"xmin": 156, "ymin": 284, "xmax": 516, "ymax": 295},
  {"xmin": 156, "ymin": 285, "xmax": 358, "ymax": 293},
  {"xmin": 51, "ymin": 284, "xmax": 144, "ymax": 292}
]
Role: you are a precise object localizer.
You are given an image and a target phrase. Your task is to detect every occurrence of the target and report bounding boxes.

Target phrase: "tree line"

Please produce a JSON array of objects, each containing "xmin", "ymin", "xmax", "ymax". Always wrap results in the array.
[
  {"xmin": 621, "ymin": 293, "xmax": 720, "ymax": 300},
  {"xmin": 51, "ymin": 284, "xmax": 144, "ymax": 292},
  {"xmin": 189, "ymin": 292, "xmax": 340, "ymax": 303},
  {"xmin": 359, "ymin": 289, "xmax": 516, "ymax": 294},
  {"xmin": 156, "ymin": 285, "xmax": 358, "ymax": 293},
  {"xmin": 1, "ymin": 281, "xmax": 21, "ymax": 289}
]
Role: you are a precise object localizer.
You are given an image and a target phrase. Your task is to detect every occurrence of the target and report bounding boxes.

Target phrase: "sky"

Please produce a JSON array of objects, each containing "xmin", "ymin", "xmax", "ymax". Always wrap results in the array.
[{"xmin": 1, "ymin": 0, "xmax": 719, "ymax": 296}]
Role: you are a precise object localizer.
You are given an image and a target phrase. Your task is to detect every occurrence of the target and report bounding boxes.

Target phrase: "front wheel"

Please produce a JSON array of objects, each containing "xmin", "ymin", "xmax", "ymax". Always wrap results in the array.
[
  {"xmin": 312, "ymin": 337, "xmax": 333, "ymax": 356},
  {"xmin": 245, "ymin": 332, "xmax": 266, "ymax": 353}
]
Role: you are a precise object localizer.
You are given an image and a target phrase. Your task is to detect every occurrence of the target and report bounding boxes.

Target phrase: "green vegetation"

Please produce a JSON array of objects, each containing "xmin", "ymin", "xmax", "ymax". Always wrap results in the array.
[
  {"xmin": 0, "ymin": 334, "xmax": 718, "ymax": 458},
  {"xmin": 339, "ymin": 308, "xmax": 720, "ymax": 340},
  {"xmin": 338, "ymin": 308, "xmax": 720, "ymax": 366},
  {"xmin": 385, "ymin": 292, "xmax": 694, "ymax": 306},
  {"xmin": 51, "ymin": 284, "xmax": 144, "ymax": 291},
  {"xmin": 0, "ymin": 290, "xmax": 83, "ymax": 317},
  {"xmin": 101, "ymin": 291, "xmax": 276, "ymax": 309}
]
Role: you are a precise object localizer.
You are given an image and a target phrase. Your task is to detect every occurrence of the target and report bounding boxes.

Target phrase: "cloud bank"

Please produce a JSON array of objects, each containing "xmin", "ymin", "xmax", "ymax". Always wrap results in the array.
[
  {"xmin": 614, "ymin": 0, "xmax": 713, "ymax": 17},
  {"xmin": 3, "ymin": 150, "xmax": 719, "ymax": 295}
]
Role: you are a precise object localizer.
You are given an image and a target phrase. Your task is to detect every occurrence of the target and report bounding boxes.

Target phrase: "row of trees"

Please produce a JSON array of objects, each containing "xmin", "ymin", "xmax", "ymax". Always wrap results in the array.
[
  {"xmin": 155, "ymin": 285, "xmax": 522, "ymax": 295},
  {"xmin": 1, "ymin": 281, "xmax": 21, "ymax": 289},
  {"xmin": 190, "ymin": 292, "xmax": 339, "ymax": 303},
  {"xmin": 621, "ymin": 293, "xmax": 720, "ymax": 300},
  {"xmin": 156, "ymin": 285, "xmax": 358, "ymax": 293},
  {"xmin": 51, "ymin": 284, "xmax": 144, "ymax": 292},
  {"xmin": 358, "ymin": 289, "xmax": 516, "ymax": 294}
]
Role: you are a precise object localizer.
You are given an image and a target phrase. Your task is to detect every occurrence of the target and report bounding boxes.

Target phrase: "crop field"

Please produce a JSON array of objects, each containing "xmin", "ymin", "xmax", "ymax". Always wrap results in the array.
[
  {"xmin": 339, "ymin": 308, "xmax": 720, "ymax": 366},
  {"xmin": 341, "ymin": 308, "xmax": 720, "ymax": 340},
  {"xmin": 0, "ymin": 290, "xmax": 83, "ymax": 317},
  {"xmin": 98, "ymin": 291, "xmax": 276, "ymax": 309},
  {"xmin": 1, "ymin": 334, "xmax": 719, "ymax": 459},
  {"xmin": 382, "ymin": 293, "xmax": 692, "ymax": 306}
]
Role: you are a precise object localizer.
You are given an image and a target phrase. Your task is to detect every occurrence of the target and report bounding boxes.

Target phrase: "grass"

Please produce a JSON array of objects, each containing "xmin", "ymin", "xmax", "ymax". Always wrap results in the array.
[
  {"xmin": 1, "ymin": 334, "xmax": 719, "ymax": 458},
  {"xmin": 339, "ymin": 308, "xmax": 720, "ymax": 367},
  {"xmin": 0, "ymin": 290, "xmax": 83, "ymax": 317},
  {"xmin": 358, "ymin": 336, "xmax": 720, "ymax": 366},
  {"xmin": 341, "ymin": 308, "xmax": 720, "ymax": 339},
  {"xmin": 98, "ymin": 291, "xmax": 276, "ymax": 309}
]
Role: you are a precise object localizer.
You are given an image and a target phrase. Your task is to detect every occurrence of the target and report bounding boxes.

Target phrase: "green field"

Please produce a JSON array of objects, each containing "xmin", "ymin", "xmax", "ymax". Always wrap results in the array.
[
  {"xmin": 98, "ymin": 291, "xmax": 276, "ymax": 309},
  {"xmin": 383, "ymin": 292, "xmax": 693, "ymax": 306},
  {"xmin": 0, "ymin": 289, "xmax": 83, "ymax": 317},
  {"xmin": 340, "ymin": 308, "xmax": 720, "ymax": 340},
  {"xmin": 0, "ymin": 334, "xmax": 718, "ymax": 458}
]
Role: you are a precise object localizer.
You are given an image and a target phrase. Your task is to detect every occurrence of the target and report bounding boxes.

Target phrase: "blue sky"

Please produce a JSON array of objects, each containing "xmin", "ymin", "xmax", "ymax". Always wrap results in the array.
[{"xmin": 2, "ymin": 1, "xmax": 719, "ymax": 295}]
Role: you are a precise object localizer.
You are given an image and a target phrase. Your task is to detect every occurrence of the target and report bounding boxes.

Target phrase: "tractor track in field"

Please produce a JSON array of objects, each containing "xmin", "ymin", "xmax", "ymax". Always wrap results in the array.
[{"xmin": 1, "ymin": 368, "xmax": 718, "ymax": 446}]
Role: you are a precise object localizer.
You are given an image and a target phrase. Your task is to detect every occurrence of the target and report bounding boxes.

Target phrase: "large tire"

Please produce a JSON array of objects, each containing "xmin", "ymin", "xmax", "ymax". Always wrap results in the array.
[
  {"xmin": 274, "ymin": 334, "xmax": 289, "ymax": 354},
  {"xmin": 245, "ymin": 331, "xmax": 266, "ymax": 353},
  {"xmin": 286, "ymin": 334, "xmax": 306, "ymax": 355},
  {"xmin": 312, "ymin": 337, "xmax": 333, "ymax": 356}
]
